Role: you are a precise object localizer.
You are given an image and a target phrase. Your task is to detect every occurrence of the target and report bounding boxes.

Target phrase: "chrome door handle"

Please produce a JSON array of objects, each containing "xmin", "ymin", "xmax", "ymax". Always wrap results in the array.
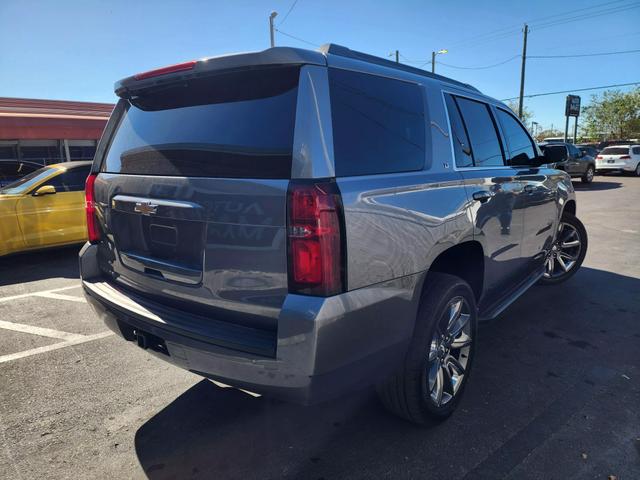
[{"xmin": 472, "ymin": 191, "xmax": 493, "ymax": 203}]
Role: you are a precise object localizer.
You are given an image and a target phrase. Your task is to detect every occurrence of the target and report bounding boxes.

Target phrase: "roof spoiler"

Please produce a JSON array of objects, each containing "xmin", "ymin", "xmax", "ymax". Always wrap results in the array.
[{"xmin": 114, "ymin": 47, "xmax": 326, "ymax": 99}]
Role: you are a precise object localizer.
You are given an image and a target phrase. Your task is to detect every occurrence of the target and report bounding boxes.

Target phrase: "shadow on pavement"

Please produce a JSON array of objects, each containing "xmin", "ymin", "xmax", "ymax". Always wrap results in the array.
[
  {"xmin": 572, "ymin": 180, "xmax": 623, "ymax": 191},
  {"xmin": 0, "ymin": 245, "xmax": 81, "ymax": 287},
  {"xmin": 134, "ymin": 267, "xmax": 640, "ymax": 479}
]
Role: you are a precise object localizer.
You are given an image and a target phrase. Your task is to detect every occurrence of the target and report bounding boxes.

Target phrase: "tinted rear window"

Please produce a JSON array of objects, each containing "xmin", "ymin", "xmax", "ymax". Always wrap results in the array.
[
  {"xmin": 103, "ymin": 67, "xmax": 299, "ymax": 178},
  {"xmin": 328, "ymin": 68, "xmax": 426, "ymax": 177},
  {"xmin": 601, "ymin": 147, "xmax": 629, "ymax": 155}
]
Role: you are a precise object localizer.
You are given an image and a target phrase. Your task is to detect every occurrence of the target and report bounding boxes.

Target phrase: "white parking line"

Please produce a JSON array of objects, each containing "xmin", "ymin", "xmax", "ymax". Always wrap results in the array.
[
  {"xmin": 35, "ymin": 292, "xmax": 86, "ymax": 303},
  {"xmin": 0, "ymin": 285, "xmax": 81, "ymax": 303},
  {"xmin": 0, "ymin": 331, "xmax": 114, "ymax": 364},
  {"xmin": 0, "ymin": 319, "xmax": 85, "ymax": 341}
]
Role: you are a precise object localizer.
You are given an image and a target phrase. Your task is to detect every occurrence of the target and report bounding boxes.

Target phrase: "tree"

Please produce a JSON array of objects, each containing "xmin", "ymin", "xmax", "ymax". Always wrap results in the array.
[
  {"xmin": 506, "ymin": 101, "xmax": 534, "ymax": 127},
  {"xmin": 535, "ymin": 128, "xmax": 563, "ymax": 142},
  {"xmin": 581, "ymin": 87, "xmax": 640, "ymax": 139}
]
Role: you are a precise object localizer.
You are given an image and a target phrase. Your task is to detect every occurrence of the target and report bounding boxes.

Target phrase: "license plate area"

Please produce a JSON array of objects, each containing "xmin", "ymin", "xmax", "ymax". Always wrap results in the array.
[{"xmin": 608, "ymin": 159, "xmax": 616, "ymax": 163}]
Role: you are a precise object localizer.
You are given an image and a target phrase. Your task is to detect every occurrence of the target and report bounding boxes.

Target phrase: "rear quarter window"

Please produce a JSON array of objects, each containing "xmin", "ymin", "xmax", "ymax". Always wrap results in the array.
[{"xmin": 328, "ymin": 68, "xmax": 426, "ymax": 177}]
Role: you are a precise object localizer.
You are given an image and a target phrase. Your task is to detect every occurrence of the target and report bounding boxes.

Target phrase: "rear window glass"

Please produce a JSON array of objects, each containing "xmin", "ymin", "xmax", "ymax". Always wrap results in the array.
[
  {"xmin": 102, "ymin": 67, "xmax": 299, "ymax": 178},
  {"xmin": 601, "ymin": 147, "xmax": 629, "ymax": 155},
  {"xmin": 328, "ymin": 68, "xmax": 426, "ymax": 177}
]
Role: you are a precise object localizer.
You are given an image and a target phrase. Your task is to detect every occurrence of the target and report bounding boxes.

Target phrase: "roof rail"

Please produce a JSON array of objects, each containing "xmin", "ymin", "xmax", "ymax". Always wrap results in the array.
[{"xmin": 319, "ymin": 44, "xmax": 480, "ymax": 93}]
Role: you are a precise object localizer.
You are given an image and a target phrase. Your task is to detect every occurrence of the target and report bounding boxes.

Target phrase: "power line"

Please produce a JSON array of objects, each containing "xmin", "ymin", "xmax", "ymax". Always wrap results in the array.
[
  {"xmin": 500, "ymin": 81, "xmax": 640, "ymax": 101},
  {"xmin": 444, "ymin": 0, "xmax": 636, "ymax": 51},
  {"xmin": 274, "ymin": 28, "xmax": 320, "ymax": 47},
  {"xmin": 531, "ymin": 2, "xmax": 640, "ymax": 30},
  {"xmin": 278, "ymin": 0, "xmax": 301, "ymax": 26},
  {"xmin": 529, "ymin": 48, "xmax": 640, "ymax": 59},
  {"xmin": 436, "ymin": 55, "xmax": 521, "ymax": 70}
]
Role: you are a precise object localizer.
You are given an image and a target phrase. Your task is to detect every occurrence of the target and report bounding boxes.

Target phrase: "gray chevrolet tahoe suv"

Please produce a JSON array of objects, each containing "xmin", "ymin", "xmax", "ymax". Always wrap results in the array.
[{"xmin": 80, "ymin": 44, "xmax": 587, "ymax": 424}]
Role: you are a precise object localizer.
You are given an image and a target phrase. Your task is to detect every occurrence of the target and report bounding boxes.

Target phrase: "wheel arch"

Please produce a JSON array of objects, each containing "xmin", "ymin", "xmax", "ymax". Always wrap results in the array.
[
  {"xmin": 563, "ymin": 199, "xmax": 576, "ymax": 217},
  {"xmin": 424, "ymin": 241, "xmax": 484, "ymax": 302}
]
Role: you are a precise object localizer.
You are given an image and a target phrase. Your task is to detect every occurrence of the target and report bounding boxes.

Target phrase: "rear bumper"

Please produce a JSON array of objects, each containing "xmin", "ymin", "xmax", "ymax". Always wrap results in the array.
[
  {"xmin": 80, "ymin": 243, "xmax": 421, "ymax": 404},
  {"xmin": 596, "ymin": 161, "xmax": 636, "ymax": 172}
]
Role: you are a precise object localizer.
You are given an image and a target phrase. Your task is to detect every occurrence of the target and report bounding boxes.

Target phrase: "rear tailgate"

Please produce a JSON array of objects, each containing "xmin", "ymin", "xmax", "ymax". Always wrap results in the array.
[{"xmin": 92, "ymin": 66, "xmax": 300, "ymax": 331}]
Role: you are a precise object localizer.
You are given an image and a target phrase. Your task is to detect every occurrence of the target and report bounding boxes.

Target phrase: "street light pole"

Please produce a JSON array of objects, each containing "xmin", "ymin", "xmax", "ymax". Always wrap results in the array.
[
  {"xmin": 269, "ymin": 11, "xmax": 277, "ymax": 48},
  {"xmin": 431, "ymin": 49, "xmax": 448, "ymax": 73}
]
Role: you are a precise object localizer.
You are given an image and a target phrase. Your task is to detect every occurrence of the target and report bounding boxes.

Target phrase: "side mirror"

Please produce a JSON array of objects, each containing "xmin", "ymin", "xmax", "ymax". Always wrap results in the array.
[{"xmin": 33, "ymin": 185, "xmax": 56, "ymax": 196}]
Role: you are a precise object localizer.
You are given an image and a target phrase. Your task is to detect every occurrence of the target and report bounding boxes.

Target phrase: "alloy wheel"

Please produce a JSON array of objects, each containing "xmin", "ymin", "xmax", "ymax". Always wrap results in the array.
[
  {"xmin": 586, "ymin": 167, "xmax": 594, "ymax": 182},
  {"xmin": 426, "ymin": 297, "xmax": 472, "ymax": 407},
  {"xmin": 544, "ymin": 221, "xmax": 582, "ymax": 279}
]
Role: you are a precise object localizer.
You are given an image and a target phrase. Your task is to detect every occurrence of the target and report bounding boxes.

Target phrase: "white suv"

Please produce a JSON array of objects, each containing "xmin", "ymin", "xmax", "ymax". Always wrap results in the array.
[{"xmin": 596, "ymin": 145, "xmax": 640, "ymax": 176}]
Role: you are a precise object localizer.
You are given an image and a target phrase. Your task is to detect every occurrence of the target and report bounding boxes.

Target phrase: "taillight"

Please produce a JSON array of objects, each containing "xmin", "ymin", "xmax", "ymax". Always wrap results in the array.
[
  {"xmin": 287, "ymin": 180, "xmax": 345, "ymax": 296},
  {"xmin": 85, "ymin": 173, "xmax": 100, "ymax": 243},
  {"xmin": 596, "ymin": 155, "xmax": 603, "ymax": 159},
  {"xmin": 133, "ymin": 60, "xmax": 197, "ymax": 80},
  {"xmin": 620, "ymin": 155, "xmax": 631, "ymax": 160}
]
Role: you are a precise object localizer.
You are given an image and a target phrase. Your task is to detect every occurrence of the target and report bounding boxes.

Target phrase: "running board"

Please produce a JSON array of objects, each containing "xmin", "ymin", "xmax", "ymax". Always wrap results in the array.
[{"xmin": 478, "ymin": 267, "xmax": 545, "ymax": 322}]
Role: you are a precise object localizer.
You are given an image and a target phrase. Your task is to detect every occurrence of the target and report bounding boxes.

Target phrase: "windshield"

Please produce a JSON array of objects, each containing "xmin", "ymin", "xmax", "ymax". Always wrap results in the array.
[
  {"xmin": 0, "ymin": 167, "xmax": 54, "ymax": 195},
  {"xmin": 601, "ymin": 147, "xmax": 629, "ymax": 155}
]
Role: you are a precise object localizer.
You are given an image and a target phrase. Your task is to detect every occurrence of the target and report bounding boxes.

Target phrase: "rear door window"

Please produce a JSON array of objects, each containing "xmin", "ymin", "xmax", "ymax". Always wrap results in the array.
[
  {"xmin": 328, "ymin": 68, "xmax": 426, "ymax": 177},
  {"xmin": 454, "ymin": 97, "xmax": 505, "ymax": 168},
  {"xmin": 444, "ymin": 94, "xmax": 473, "ymax": 168},
  {"xmin": 102, "ymin": 67, "xmax": 300, "ymax": 179},
  {"xmin": 632, "ymin": 147, "xmax": 640, "ymax": 155},
  {"xmin": 495, "ymin": 108, "xmax": 536, "ymax": 165}
]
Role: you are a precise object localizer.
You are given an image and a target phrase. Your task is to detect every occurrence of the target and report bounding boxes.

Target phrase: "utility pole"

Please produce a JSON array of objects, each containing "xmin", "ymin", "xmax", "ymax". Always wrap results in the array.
[
  {"xmin": 573, "ymin": 117, "xmax": 579, "ymax": 144},
  {"xmin": 269, "ymin": 11, "xmax": 277, "ymax": 48},
  {"xmin": 517, "ymin": 24, "xmax": 529, "ymax": 119},
  {"xmin": 395, "ymin": 50, "xmax": 399, "ymax": 63},
  {"xmin": 431, "ymin": 51, "xmax": 436, "ymax": 73}
]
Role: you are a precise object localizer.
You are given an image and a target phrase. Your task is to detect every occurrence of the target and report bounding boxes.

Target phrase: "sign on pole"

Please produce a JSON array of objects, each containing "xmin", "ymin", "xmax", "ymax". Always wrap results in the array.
[
  {"xmin": 565, "ymin": 95, "xmax": 581, "ymax": 117},
  {"xmin": 564, "ymin": 95, "xmax": 581, "ymax": 142}
]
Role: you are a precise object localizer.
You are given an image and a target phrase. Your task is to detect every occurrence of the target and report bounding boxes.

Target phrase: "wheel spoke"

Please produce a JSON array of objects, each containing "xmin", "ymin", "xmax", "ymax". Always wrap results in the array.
[
  {"xmin": 433, "ymin": 364, "xmax": 444, "ymax": 406},
  {"xmin": 446, "ymin": 354, "xmax": 465, "ymax": 376},
  {"xmin": 448, "ymin": 313, "xmax": 471, "ymax": 340},
  {"xmin": 429, "ymin": 339, "xmax": 439, "ymax": 362},
  {"xmin": 556, "ymin": 255, "xmax": 568, "ymax": 272},
  {"xmin": 561, "ymin": 239, "xmax": 580, "ymax": 248},
  {"xmin": 546, "ymin": 255, "xmax": 555, "ymax": 275},
  {"xmin": 448, "ymin": 298, "xmax": 463, "ymax": 327}
]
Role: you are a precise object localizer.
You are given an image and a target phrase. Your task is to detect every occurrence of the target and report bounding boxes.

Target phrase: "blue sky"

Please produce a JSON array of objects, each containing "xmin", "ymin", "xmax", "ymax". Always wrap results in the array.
[{"xmin": 1, "ymin": 0, "xmax": 638, "ymax": 130}]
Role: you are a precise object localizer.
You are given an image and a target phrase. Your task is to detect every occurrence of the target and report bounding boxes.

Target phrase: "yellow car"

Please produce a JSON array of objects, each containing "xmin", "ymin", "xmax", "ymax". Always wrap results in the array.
[{"xmin": 0, "ymin": 161, "xmax": 91, "ymax": 257}]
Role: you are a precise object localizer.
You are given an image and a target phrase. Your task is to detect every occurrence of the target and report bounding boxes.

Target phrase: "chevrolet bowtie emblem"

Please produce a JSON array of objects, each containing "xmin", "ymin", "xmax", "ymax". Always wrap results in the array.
[{"xmin": 134, "ymin": 201, "xmax": 158, "ymax": 215}]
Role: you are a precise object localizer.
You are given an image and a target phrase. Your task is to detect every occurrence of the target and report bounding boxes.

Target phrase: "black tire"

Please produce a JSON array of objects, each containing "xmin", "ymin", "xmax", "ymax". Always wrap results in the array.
[
  {"xmin": 581, "ymin": 165, "xmax": 595, "ymax": 183},
  {"xmin": 377, "ymin": 272, "xmax": 477, "ymax": 425},
  {"xmin": 538, "ymin": 211, "xmax": 587, "ymax": 286}
]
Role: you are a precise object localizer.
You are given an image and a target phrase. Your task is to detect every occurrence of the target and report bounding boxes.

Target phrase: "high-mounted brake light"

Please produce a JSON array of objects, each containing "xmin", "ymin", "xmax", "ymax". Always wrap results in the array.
[
  {"xmin": 287, "ymin": 180, "xmax": 345, "ymax": 297},
  {"xmin": 134, "ymin": 60, "xmax": 197, "ymax": 81},
  {"xmin": 85, "ymin": 173, "xmax": 100, "ymax": 243}
]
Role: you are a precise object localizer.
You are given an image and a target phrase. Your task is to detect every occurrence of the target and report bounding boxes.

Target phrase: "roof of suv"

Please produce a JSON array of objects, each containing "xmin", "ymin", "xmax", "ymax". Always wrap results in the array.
[{"xmin": 115, "ymin": 44, "xmax": 482, "ymax": 99}]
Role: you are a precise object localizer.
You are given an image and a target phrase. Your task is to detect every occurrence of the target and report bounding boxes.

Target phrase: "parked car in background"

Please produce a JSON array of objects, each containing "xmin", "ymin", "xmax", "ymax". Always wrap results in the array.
[
  {"xmin": 80, "ymin": 44, "xmax": 587, "ymax": 425},
  {"xmin": 539, "ymin": 142, "xmax": 596, "ymax": 183},
  {"xmin": 576, "ymin": 144, "xmax": 598, "ymax": 158},
  {"xmin": 0, "ymin": 161, "xmax": 91, "ymax": 257},
  {"xmin": 0, "ymin": 160, "xmax": 43, "ymax": 187},
  {"xmin": 596, "ymin": 145, "xmax": 640, "ymax": 176}
]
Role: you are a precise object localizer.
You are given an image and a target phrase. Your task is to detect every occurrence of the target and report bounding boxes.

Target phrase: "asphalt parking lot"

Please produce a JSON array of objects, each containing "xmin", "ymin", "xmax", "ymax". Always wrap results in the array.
[{"xmin": 1, "ymin": 175, "xmax": 639, "ymax": 480}]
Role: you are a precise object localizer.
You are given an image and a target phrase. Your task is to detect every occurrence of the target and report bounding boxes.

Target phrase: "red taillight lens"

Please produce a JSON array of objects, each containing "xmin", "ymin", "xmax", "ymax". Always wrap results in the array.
[
  {"xmin": 287, "ymin": 180, "xmax": 345, "ymax": 296},
  {"xmin": 596, "ymin": 155, "xmax": 603, "ymax": 159},
  {"xmin": 620, "ymin": 155, "xmax": 631, "ymax": 160},
  {"xmin": 134, "ymin": 60, "xmax": 197, "ymax": 80},
  {"xmin": 85, "ymin": 173, "xmax": 100, "ymax": 243}
]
